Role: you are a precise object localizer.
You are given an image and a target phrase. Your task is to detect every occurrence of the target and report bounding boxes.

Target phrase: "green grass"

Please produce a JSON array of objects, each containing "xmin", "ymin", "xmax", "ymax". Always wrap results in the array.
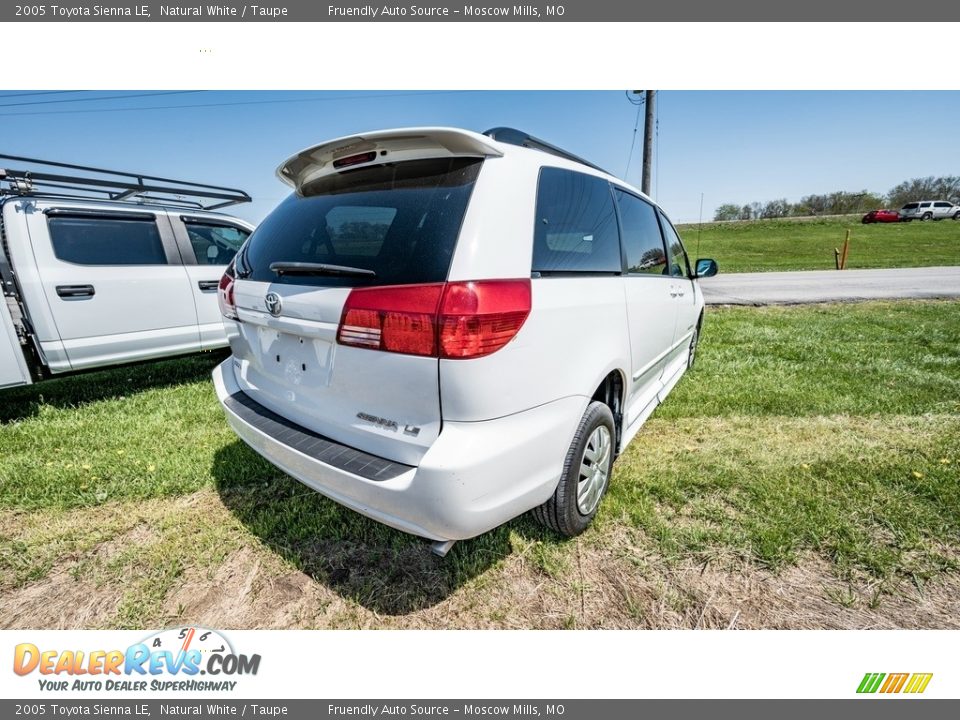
[
  {"xmin": 676, "ymin": 216, "xmax": 960, "ymax": 273},
  {"xmin": 0, "ymin": 300, "xmax": 958, "ymax": 626}
]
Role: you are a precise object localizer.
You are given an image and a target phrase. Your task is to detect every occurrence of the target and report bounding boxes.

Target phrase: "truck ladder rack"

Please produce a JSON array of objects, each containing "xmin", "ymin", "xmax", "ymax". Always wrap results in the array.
[{"xmin": 0, "ymin": 153, "xmax": 251, "ymax": 211}]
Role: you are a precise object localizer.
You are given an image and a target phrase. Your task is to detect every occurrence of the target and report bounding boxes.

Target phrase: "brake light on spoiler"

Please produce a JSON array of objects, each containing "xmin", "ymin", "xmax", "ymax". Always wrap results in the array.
[{"xmin": 337, "ymin": 280, "xmax": 531, "ymax": 359}]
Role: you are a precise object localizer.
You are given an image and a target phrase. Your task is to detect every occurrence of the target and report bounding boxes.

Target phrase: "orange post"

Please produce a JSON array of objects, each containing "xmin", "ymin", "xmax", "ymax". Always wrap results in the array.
[{"xmin": 840, "ymin": 229, "xmax": 851, "ymax": 270}]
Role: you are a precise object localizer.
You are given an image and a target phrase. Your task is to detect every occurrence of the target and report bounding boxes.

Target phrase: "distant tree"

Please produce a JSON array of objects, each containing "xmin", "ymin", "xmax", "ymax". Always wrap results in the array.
[
  {"xmin": 934, "ymin": 176, "xmax": 960, "ymax": 204},
  {"xmin": 888, "ymin": 176, "xmax": 960, "ymax": 208},
  {"xmin": 713, "ymin": 203, "xmax": 742, "ymax": 221},
  {"xmin": 720, "ymin": 176, "xmax": 960, "ymax": 224},
  {"xmin": 760, "ymin": 198, "xmax": 791, "ymax": 218},
  {"xmin": 855, "ymin": 191, "xmax": 886, "ymax": 212},
  {"xmin": 799, "ymin": 193, "xmax": 829, "ymax": 215}
]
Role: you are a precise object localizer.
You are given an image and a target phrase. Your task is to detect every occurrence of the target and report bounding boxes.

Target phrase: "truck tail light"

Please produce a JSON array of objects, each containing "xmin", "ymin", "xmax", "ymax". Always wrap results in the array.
[
  {"xmin": 337, "ymin": 280, "xmax": 530, "ymax": 359},
  {"xmin": 218, "ymin": 268, "xmax": 239, "ymax": 321}
]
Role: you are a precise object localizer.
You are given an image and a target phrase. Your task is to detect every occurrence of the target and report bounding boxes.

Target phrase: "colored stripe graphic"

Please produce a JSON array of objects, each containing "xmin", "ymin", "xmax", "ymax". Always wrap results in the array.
[
  {"xmin": 857, "ymin": 672, "xmax": 932, "ymax": 694},
  {"xmin": 857, "ymin": 673, "xmax": 885, "ymax": 694},
  {"xmin": 904, "ymin": 674, "xmax": 933, "ymax": 694},
  {"xmin": 880, "ymin": 673, "xmax": 909, "ymax": 693}
]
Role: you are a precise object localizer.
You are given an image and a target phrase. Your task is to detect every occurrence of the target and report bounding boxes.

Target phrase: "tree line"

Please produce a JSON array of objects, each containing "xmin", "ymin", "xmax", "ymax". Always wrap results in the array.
[{"xmin": 714, "ymin": 176, "xmax": 960, "ymax": 221}]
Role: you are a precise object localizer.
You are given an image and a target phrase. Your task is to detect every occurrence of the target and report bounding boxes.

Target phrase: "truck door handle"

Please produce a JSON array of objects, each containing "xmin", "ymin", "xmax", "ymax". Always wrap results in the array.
[
  {"xmin": 198, "ymin": 280, "xmax": 219, "ymax": 291},
  {"xmin": 56, "ymin": 284, "xmax": 95, "ymax": 298}
]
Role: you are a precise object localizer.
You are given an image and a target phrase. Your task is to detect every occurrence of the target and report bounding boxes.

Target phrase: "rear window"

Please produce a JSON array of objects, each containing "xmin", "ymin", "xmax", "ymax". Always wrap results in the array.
[
  {"xmin": 48, "ymin": 216, "xmax": 167, "ymax": 266},
  {"xmin": 240, "ymin": 157, "xmax": 482, "ymax": 287},
  {"xmin": 902, "ymin": 203, "xmax": 919, "ymax": 210}
]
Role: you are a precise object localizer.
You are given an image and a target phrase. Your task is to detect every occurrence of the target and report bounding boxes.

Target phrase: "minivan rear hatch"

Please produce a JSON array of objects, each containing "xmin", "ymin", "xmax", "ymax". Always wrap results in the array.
[{"xmin": 227, "ymin": 151, "xmax": 485, "ymax": 466}]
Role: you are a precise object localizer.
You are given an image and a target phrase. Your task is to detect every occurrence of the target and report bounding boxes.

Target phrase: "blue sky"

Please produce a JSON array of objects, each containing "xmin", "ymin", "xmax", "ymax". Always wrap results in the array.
[{"xmin": 2, "ymin": 90, "xmax": 958, "ymax": 224}]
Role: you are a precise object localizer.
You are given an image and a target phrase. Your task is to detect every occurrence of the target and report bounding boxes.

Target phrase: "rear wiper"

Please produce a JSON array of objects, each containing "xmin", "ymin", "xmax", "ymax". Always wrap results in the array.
[{"xmin": 269, "ymin": 261, "xmax": 376, "ymax": 279}]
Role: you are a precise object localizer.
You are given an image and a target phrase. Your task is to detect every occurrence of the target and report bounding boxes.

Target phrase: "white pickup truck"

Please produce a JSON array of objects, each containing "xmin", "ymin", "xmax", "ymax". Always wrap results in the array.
[{"xmin": 0, "ymin": 154, "xmax": 254, "ymax": 389}]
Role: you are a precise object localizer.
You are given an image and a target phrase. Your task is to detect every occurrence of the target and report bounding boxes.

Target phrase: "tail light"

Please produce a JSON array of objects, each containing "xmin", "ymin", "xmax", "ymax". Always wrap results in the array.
[
  {"xmin": 337, "ymin": 280, "xmax": 531, "ymax": 359},
  {"xmin": 338, "ymin": 284, "xmax": 444, "ymax": 356},
  {"xmin": 218, "ymin": 266, "xmax": 239, "ymax": 321}
]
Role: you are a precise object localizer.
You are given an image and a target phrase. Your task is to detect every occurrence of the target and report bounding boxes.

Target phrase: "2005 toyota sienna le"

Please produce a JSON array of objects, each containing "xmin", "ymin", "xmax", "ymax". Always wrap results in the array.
[{"xmin": 213, "ymin": 126, "xmax": 718, "ymax": 555}]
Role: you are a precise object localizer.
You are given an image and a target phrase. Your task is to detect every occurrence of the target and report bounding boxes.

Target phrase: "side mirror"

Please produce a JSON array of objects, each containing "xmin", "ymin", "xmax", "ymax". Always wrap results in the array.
[{"xmin": 695, "ymin": 258, "xmax": 718, "ymax": 278}]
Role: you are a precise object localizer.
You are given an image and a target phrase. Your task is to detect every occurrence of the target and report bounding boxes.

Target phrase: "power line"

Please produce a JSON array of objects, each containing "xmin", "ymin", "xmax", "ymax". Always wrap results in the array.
[
  {"xmin": 0, "ymin": 90, "xmax": 476, "ymax": 118},
  {"xmin": 0, "ymin": 90, "xmax": 204, "ymax": 108},
  {"xmin": 655, "ymin": 96, "xmax": 660, "ymax": 200},
  {"xmin": 0, "ymin": 91, "xmax": 79, "ymax": 99},
  {"xmin": 623, "ymin": 100, "xmax": 643, "ymax": 179}
]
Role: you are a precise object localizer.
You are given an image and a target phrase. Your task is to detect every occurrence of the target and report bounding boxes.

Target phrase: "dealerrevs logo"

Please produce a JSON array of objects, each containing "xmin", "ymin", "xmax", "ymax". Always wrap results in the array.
[{"xmin": 13, "ymin": 627, "xmax": 261, "ymax": 693}]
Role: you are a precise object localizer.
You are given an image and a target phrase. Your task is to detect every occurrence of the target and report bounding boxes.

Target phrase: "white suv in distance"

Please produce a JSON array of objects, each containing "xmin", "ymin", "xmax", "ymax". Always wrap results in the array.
[
  {"xmin": 213, "ymin": 127, "xmax": 718, "ymax": 555},
  {"xmin": 899, "ymin": 200, "xmax": 960, "ymax": 221}
]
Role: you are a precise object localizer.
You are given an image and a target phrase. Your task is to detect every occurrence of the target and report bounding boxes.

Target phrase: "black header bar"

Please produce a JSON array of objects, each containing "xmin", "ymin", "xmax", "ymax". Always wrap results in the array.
[{"xmin": 3, "ymin": 0, "xmax": 959, "ymax": 22}]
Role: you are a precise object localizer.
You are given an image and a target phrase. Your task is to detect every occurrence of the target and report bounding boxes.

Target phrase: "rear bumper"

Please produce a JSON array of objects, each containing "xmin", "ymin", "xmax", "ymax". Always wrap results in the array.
[{"xmin": 213, "ymin": 358, "xmax": 585, "ymax": 542}]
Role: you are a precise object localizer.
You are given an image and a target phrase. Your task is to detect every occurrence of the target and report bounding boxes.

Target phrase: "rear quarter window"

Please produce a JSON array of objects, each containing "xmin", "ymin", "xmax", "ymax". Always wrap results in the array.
[
  {"xmin": 532, "ymin": 167, "xmax": 621, "ymax": 274},
  {"xmin": 241, "ymin": 157, "xmax": 481, "ymax": 287}
]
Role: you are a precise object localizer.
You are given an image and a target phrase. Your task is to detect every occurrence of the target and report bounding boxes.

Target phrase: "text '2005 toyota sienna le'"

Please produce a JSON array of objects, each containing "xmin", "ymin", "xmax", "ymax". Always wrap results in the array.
[{"xmin": 213, "ymin": 127, "xmax": 718, "ymax": 555}]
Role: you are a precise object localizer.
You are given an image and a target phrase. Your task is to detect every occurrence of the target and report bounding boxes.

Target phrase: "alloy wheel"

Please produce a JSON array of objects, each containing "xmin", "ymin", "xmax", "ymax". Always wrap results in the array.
[{"xmin": 577, "ymin": 425, "xmax": 612, "ymax": 515}]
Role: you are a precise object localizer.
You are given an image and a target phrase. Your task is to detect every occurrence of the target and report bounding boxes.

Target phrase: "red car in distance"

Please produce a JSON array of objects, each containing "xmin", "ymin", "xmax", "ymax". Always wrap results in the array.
[{"xmin": 862, "ymin": 209, "xmax": 900, "ymax": 224}]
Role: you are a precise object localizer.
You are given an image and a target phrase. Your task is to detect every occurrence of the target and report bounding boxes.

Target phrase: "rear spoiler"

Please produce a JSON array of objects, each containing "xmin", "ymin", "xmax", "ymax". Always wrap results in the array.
[{"xmin": 277, "ymin": 127, "xmax": 504, "ymax": 190}]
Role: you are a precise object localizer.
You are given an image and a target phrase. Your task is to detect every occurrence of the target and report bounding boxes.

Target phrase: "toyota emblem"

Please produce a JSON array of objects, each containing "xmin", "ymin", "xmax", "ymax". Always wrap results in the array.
[{"xmin": 265, "ymin": 292, "xmax": 282, "ymax": 317}]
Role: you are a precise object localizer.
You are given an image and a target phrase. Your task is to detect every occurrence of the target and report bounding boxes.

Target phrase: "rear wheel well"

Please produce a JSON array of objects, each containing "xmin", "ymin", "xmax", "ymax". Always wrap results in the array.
[{"xmin": 591, "ymin": 371, "xmax": 624, "ymax": 453}]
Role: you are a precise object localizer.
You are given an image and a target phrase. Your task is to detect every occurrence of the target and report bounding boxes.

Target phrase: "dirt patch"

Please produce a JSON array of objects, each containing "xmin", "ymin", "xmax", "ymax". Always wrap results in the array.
[
  {"xmin": 0, "ymin": 520, "xmax": 157, "ymax": 629},
  {"xmin": 4, "ymin": 500, "xmax": 960, "ymax": 630},
  {"xmin": 161, "ymin": 546, "xmax": 326, "ymax": 629},
  {"xmin": 146, "ymin": 534, "xmax": 960, "ymax": 630}
]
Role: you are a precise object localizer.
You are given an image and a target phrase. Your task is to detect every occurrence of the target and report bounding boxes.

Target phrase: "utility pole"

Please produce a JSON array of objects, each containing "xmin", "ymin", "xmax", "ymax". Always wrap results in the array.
[{"xmin": 641, "ymin": 90, "xmax": 656, "ymax": 197}]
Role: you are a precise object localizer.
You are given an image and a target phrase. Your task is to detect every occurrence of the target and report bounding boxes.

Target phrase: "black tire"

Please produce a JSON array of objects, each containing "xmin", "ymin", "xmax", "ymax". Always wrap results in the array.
[
  {"xmin": 533, "ymin": 401, "xmax": 616, "ymax": 537},
  {"xmin": 922, "ymin": 212, "xmax": 933, "ymax": 221},
  {"xmin": 954, "ymin": 212, "xmax": 960, "ymax": 221},
  {"xmin": 861, "ymin": 218, "xmax": 870, "ymax": 224}
]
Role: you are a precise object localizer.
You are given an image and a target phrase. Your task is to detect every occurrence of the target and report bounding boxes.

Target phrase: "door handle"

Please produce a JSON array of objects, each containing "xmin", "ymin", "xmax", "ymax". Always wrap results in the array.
[
  {"xmin": 56, "ymin": 284, "xmax": 95, "ymax": 298},
  {"xmin": 198, "ymin": 280, "xmax": 220, "ymax": 291}
]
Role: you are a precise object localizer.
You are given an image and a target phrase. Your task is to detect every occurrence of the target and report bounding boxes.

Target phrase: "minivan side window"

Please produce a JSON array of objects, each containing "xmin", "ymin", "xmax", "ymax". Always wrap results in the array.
[
  {"xmin": 48, "ymin": 215, "xmax": 167, "ymax": 266},
  {"xmin": 658, "ymin": 211, "xmax": 690, "ymax": 278},
  {"xmin": 184, "ymin": 221, "xmax": 251, "ymax": 266},
  {"xmin": 614, "ymin": 190, "xmax": 667, "ymax": 275},
  {"xmin": 532, "ymin": 167, "xmax": 621, "ymax": 274}
]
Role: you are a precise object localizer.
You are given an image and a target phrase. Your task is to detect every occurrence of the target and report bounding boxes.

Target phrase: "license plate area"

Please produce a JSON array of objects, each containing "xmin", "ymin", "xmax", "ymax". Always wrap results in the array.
[{"xmin": 257, "ymin": 327, "xmax": 334, "ymax": 388}]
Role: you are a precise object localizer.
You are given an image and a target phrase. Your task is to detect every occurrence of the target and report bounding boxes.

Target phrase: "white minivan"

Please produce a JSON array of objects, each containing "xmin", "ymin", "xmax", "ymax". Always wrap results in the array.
[{"xmin": 213, "ymin": 127, "xmax": 718, "ymax": 554}]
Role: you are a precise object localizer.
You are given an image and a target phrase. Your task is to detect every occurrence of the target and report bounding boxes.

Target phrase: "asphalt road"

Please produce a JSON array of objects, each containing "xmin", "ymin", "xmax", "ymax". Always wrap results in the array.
[{"xmin": 700, "ymin": 266, "xmax": 960, "ymax": 305}]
